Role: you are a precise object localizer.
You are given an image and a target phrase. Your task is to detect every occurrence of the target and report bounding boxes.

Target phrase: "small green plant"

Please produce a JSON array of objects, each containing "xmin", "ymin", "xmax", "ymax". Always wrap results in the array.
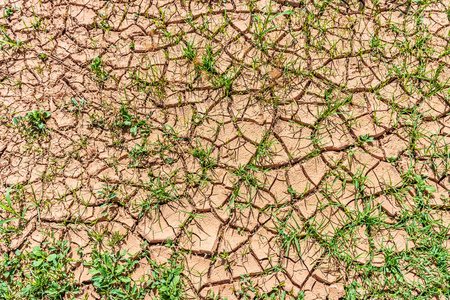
[
  {"xmin": 162, "ymin": 124, "xmax": 182, "ymax": 141},
  {"xmin": 358, "ymin": 134, "xmax": 374, "ymax": 144},
  {"xmin": 231, "ymin": 165, "xmax": 264, "ymax": 190},
  {"xmin": 4, "ymin": 7, "xmax": 14, "ymax": 20},
  {"xmin": 30, "ymin": 14, "xmax": 42, "ymax": 31},
  {"xmin": 191, "ymin": 143, "xmax": 217, "ymax": 172},
  {"xmin": 0, "ymin": 187, "xmax": 26, "ymax": 225},
  {"xmin": 140, "ymin": 174, "xmax": 179, "ymax": 217},
  {"xmin": 114, "ymin": 104, "xmax": 150, "ymax": 136},
  {"xmin": 97, "ymin": 184, "xmax": 118, "ymax": 203},
  {"xmin": 183, "ymin": 40, "xmax": 197, "ymax": 62},
  {"xmin": 97, "ymin": 13, "xmax": 111, "ymax": 32},
  {"xmin": 90, "ymin": 56, "xmax": 109, "ymax": 85},
  {"xmin": 116, "ymin": 104, "xmax": 133, "ymax": 127},
  {"xmin": 237, "ymin": 274, "xmax": 257, "ymax": 299},
  {"xmin": 251, "ymin": 9, "xmax": 294, "ymax": 54},
  {"xmin": 37, "ymin": 53, "xmax": 48, "ymax": 61},
  {"xmin": 149, "ymin": 258, "xmax": 185, "ymax": 300},
  {"xmin": 129, "ymin": 139, "xmax": 151, "ymax": 167},
  {"xmin": 201, "ymin": 44, "xmax": 218, "ymax": 75},
  {"xmin": 108, "ymin": 231, "xmax": 127, "ymax": 248},
  {"xmin": 70, "ymin": 97, "xmax": 86, "ymax": 114},
  {"xmin": 210, "ymin": 68, "xmax": 237, "ymax": 97},
  {"xmin": 13, "ymin": 109, "xmax": 51, "ymax": 137}
]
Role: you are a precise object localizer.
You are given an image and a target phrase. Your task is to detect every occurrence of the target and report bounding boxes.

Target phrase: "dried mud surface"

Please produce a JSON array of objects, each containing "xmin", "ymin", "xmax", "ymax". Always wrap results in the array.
[{"xmin": 1, "ymin": 0, "xmax": 450, "ymax": 299}]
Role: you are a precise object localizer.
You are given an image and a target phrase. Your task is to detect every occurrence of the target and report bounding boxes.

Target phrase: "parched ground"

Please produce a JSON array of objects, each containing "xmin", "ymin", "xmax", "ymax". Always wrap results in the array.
[{"xmin": 1, "ymin": 0, "xmax": 450, "ymax": 299}]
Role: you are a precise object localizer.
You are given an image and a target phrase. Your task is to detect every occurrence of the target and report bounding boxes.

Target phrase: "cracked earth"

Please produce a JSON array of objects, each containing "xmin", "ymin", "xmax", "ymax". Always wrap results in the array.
[{"xmin": 1, "ymin": 0, "xmax": 450, "ymax": 299}]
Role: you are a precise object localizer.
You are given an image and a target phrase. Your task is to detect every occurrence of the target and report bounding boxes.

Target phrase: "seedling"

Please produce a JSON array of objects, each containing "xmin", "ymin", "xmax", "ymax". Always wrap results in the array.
[
  {"xmin": 191, "ymin": 143, "xmax": 217, "ymax": 172},
  {"xmin": 251, "ymin": 8, "xmax": 294, "ymax": 54},
  {"xmin": 37, "ymin": 53, "xmax": 48, "ymax": 61},
  {"xmin": 30, "ymin": 13, "xmax": 43, "ymax": 31},
  {"xmin": 129, "ymin": 140, "xmax": 151, "ymax": 167},
  {"xmin": 97, "ymin": 184, "xmax": 118, "ymax": 203},
  {"xmin": 70, "ymin": 97, "xmax": 86, "ymax": 114},
  {"xmin": 90, "ymin": 56, "xmax": 109, "ymax": 85},
  {"xmin": 358, "ymin": 134, "xmax": 374, "ymax": 144},
  {"xmin": 97, "ymin": 13, "xmax": 111, "ymax": 32},
  {"xmin": 4, "ymin": 7, "xmax": 14, "ymax": 20},
  {"xmin": 0, "ymin": 188, "xmax": 26, "ymax": 225},
  {"xmin": 13, "ymin": 109, "xmax": 51, "ymax": 137},
  {"xmin": 140, "ymin": 175, "xmax": 179, "ymax": 215},
  {"xmin": 183, "ymin": 39, "xmax": 197, "ymax": 62},
  {"xmin": 201, "ymin": 44, "xmax": 218, "ymax": 75},
  {"xmin": 114, "ymin": 103, "xmax": 150, "ymax": 136}
]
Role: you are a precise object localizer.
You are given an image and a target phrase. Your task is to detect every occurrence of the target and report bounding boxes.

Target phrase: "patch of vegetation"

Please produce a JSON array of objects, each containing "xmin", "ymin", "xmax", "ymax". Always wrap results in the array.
[
  {"xmin": 90, "ymin": 56, "xmax": 109, "ymax": 85},
  {"xmin": 69, "ymin": 97, "xmax": 86, "ymax": 114},
  {"xmin": 13, "ymin": 109, "xmax": 51, "ymax": 137},
  {"xmin": 4, "ymin": 7, "xmax": 14, "ymax": 20},
  {"xmin": 86, "ymin": 250, "xmax": 144, "ymax": 299},
  {"xmin": 114, "ymin": 103, "xmax": 151, "ymax": 136},
  {"xmin": 149, "ymin": 257, "xmax": 186, "ymax": 300},
  {"xmin": 140, "ymin": 174, "xmax": 180, "ymax": 216},
  {"xmin": 0, "ymin": 241, "xmax": 78, "ymax": 299}
]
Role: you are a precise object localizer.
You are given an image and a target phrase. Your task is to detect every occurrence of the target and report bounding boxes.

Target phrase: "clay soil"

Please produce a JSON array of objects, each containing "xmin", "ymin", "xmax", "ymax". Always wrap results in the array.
[{"xmin": 1, "ymin": 0, "xmax": 450, "ymax": 299}]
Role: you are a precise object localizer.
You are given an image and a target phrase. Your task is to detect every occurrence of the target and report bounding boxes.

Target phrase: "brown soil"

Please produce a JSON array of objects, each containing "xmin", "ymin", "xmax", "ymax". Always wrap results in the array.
[{"xmin": 1, "ymin": 0, "xmax": 450, "ymax": 299}]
